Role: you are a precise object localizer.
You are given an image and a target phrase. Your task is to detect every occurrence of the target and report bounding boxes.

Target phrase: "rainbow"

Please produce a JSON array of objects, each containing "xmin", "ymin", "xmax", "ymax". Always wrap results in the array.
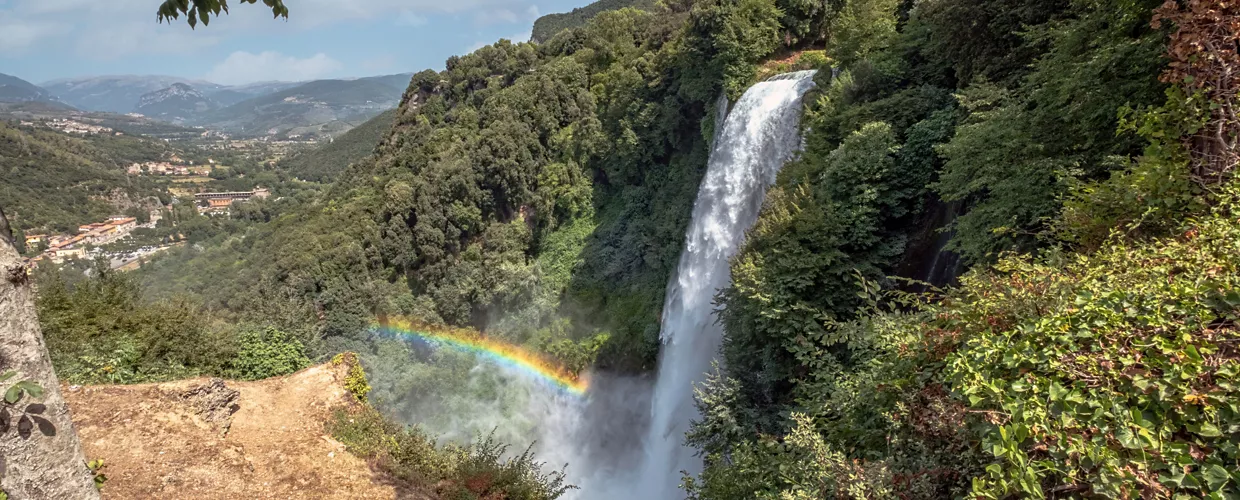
[{"xmin": 371, "ymin": 316, "xmax": 589, "ymax": 396}]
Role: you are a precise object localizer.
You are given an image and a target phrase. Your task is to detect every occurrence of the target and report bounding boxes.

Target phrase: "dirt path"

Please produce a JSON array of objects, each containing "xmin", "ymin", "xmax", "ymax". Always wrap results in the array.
[{"xmin": 63, "ymin": 363, "xmax": 398, "ymax": 499}]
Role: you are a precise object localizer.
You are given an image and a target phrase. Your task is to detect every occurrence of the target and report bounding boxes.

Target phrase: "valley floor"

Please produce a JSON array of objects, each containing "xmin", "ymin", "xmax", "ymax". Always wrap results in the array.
[{"xmin": 63, "ymin": 362, "xmax": 404, "ymax": 499}]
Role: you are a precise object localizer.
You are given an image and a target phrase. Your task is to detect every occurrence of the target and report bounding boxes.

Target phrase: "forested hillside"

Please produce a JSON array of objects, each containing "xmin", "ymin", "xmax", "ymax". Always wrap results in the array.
[
  {"xmin": 0, "ymin": 121, "xmax": 169, "ymax": 234},
  {"xmin": 54, "ymin": 0, "xmax": 1240, "ymax": 496},
  {"xmin": 530, "ymin": 0, "xmax": 657, "ymax": 42},
  {"xmin": 278, "ymin": 108, "xmax": 398, "ymax": 182}
]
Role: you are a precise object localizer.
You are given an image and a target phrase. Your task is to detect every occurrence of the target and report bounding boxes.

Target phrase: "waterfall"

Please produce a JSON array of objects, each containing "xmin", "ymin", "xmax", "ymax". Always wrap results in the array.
[{"xmin": 631, "ymin": 70, "xmax": 817, "ymax": 498}]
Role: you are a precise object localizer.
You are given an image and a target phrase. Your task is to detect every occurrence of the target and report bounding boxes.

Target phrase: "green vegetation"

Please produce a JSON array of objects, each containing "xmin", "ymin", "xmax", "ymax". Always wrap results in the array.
[
  {"xmin": 279, "ymin": 108, "xmax": 397, "ymax": 182},
  {"xmin": 156, "ymin": 0, "xmax": 287, "ymax": 28},
  {"xmin": 232, "ymin": 327, "xmax": 310, "ymax": 380},
  {"xmin": 0, "ymin": 121, "xmax": 169, "ymax": 233},
  {"xmin": 530, "ymin": 0, "xmax": 657, "ymax": 42},
  {"xmin": 134, "ymin": 1, "xmax": 795, "ymax": 373},
  {"xmin": 25, "ymin": 0, "xmax": 1239, "ymax": 495},
  {"xmin": 328, "ymin": 358, "xmax": 573, "ymax": 500},
  {"xmin": 691, "ymin": 186, "xmax": 1240, "ymax": 497},
  {"xmin": 683, "ymin": 0, "xmax": 1240, "ymax": 496},
  {"xmin": 37, "ymin": 261, "xmax": 309, "ymax": 384}
]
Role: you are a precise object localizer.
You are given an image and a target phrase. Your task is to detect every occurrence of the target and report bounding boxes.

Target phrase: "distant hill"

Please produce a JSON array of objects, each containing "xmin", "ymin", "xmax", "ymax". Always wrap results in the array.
[
  {"xmin": 0, "ymin": 120, "xmax": 171, "ymax": 233},
  {"xmin": 530, "ymin": 0, "xmax": 656, "ymax": 42},
  {"xmin": 279, "ymin": 108, "xmax": 397, "ymax": 182},
  {"xmin": 0, "ymin": 102, "xmax": 201, "ymax": 139},
  {"xmin": 0, "ymin": 73, "xmax": 59, "ymax": 104},
  {"xmin": 41, "ymin": 75, "xmax": 221, "ymax": 113},
  {"xmin": 135, "ymin": 83, "xmax": 220, "ymax": 123},
  {"xmin": 38, "ymin": 73, "xmax": 412, "ymax": 139},
  {"xmin": 196, "ymin": 74, "xmax": 411, "ymax": 138},
  {"xmin": 207, "ymin": 82, "xmax": 303, "ymax": 107}
]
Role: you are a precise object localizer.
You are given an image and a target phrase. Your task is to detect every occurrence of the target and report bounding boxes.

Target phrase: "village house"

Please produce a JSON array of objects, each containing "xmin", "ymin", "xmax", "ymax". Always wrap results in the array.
[
  {"xmin": 194, "ymin": 188, "xmax": 271, "ymax": 214},
  {"xmin": 24, "ymin": 233, "xmax": 48, "ymax": 247},
  {"xmin": 46, "ymin": 216, "xmax": 140, "ymax": 263},
  {"xmin": 47, "ymin": 118, "xmax": 113, "ymax": 135}
]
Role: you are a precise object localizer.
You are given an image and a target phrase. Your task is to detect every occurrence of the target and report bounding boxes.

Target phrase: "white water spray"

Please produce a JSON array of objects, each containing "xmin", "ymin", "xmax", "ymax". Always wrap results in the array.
[{"xmin": 628, "ymin": 70, "xmax": 817, "ymax": 498}]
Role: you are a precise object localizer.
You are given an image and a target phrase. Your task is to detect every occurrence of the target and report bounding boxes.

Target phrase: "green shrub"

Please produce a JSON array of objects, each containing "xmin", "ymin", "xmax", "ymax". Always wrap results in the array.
[
  {"xmin": 332, "ymin": 352, "xmax": 372, "ymax": 403},
  {"xmin": 38, "ymin": 261, "xmax": 234, "ymax": 384},
  {"xmin": 231, "ymin": 327, "xmax": 310, "ymax": 380},
  {"xmin": 693, "ymin": 182, "xmax": 1240, "ymax": 498},
  {"xmin": 330, "ymin": 406, "xmax": 574, "ymax": 500},
  {"xmin": 948, "ymin": 185, "xmax": 1240, "ymax": 497}
]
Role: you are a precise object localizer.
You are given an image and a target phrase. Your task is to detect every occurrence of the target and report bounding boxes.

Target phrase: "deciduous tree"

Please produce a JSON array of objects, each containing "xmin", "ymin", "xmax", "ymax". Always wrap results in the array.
[{"xmin": 156, "ymin": 0, "xmax": 288, "ymax": 28}]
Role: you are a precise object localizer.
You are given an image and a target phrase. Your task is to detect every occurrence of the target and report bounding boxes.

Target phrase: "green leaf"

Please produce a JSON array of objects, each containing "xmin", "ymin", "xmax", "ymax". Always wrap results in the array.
[
  {"xmin": 1190, "ymin": 421, "xmax": 1223, "ymax": 438},
  {"xmin": 4, "ymin": 385, "xmax": 22, "ymax": 404},
  {"xmin": 1116, "ymin": 427, "xmax": 1142, "ymax": 449},
  {"xmin": 15, "ymin": 381, "xmax": 42, "ymax": 399},
  {"xmin": 1162, "ymin": 468, "xmax": 1188, "ymax": 487},
  {"xmin": 0, "ymin": 371, "xmax": 15, "ymax": 383},
  {"xmin": 1202, "ymin": 464, "xmax": 1231, "ymax": 490},
  {"xmin": 1049, "ymin": 382, "xmax": 1068, "ymax": 401}
]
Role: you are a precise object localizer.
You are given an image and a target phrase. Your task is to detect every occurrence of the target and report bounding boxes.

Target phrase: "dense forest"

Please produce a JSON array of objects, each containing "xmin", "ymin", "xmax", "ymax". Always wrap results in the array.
[
  {"xmin": 278, "ymin": 108, "xmax": 398, "ymax": 182},
  {"xmin": 530, "ymin": 0, "xmax": 658, "ymax": 42},
  {"xmin": 30, "ymin": 0, "xmax": 1240, "ymax": 496}
]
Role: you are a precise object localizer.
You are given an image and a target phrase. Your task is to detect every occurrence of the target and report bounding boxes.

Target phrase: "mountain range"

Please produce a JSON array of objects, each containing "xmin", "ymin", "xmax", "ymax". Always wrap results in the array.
[
  {"xmin": 0, "ymin": 73, "xmax": 60, "ymax": 104},
  {"xmin": 3, "ymin": 72, "xmax": 412, "ymax": 138},
  {"xmin": 38, "ymin": 75, "xmax": 299, "ymax": 114},
  {"xmin": 191, "ymin": 74, "xmax": 411, "ymax": 137},
  {"xmin": 133, "ymin": 83, "xmax": 218, "ymax": 122}
]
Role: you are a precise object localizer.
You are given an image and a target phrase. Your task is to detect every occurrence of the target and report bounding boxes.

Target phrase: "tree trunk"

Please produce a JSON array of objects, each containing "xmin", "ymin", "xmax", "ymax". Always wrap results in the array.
[{"xmin": 0, "ymin": 207, "xmax": 100, "ymax": 500}]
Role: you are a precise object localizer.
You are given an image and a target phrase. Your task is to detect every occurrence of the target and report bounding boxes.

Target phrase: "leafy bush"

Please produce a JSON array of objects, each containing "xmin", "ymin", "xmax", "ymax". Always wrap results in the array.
[
  {"xmin": 38, "ymin": 261, "xmax": 235, "ymax": 384},
  {"xmin": 692, "ymin": 182, "xmax": 1240, "ymax": 498},
  {"xmin": 950, "ymin": 188, "xmax": 1240, "ymax": 497},
  {"xmin": 332, "ymin": 352, "xmax": 372, "ymax": 403},
  {"xmin": 331, "ymin": 406, "xmax": 574, "ymax": 499},
  {"xmin": 231, "ymin": 327, "xmax": 309, "ymax": 380}
]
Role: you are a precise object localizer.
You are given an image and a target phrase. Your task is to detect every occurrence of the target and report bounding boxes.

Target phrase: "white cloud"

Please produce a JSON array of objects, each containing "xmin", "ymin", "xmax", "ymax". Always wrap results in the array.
[
  {"xmin": 269, "ymin": 0, "xmax": 532, "ymax": 28},
  {"xmin": 205, "ymin": 51, "xmax": 344, "ymax": 85},
  {"xmin": 0, "ymin": 20, "xmax": 68, "ymax": 54},
  {"xmin": 396, "ymin": 11, "xmax": 428, "ymax": 26},
  {"xmin": 508, "ymin": 31, "xmax": 532, "ymax": 43},
  {"xmin": 73, "ymin": 20, "xmax": 222, "ymax": 60},
  {"xmin": 3, "ymin": 0, "xmax": 542, "ymax": 68},
  {"xmin": 474, "ymin": 9, "xmax": 519, "ymax": 25}
]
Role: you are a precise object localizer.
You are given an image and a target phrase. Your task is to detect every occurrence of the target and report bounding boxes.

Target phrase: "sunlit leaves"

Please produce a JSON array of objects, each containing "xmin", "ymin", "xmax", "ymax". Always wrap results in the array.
[{"xmin": 156, "ymin": 0, "xmax": 289, "ymax": 28}]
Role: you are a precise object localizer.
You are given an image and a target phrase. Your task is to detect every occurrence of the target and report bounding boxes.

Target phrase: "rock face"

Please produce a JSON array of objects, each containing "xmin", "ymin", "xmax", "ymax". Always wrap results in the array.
[
  {"xmin": 0, "ymin": 211, "xmax": 100, "ymax": 500},
  {"xmin": 134, "ymin": 83, "xmax": 219, "ymax": 123},
  {"xmin": 179, "ymin": 379, "xmax": 240, "ymax": 435}
]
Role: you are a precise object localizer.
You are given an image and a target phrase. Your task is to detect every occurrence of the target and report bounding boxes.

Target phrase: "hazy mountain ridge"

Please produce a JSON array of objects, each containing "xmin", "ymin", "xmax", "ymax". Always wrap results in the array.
[
  {"xmin": 41, "ymin": 75, "xmax": 221, "ymax": 113},
  {"xmin": 35, "ymin": 73, "xmax": 411, "ymax": 138},
  {"xmin": 194, "ymin": 74, "xmax": 412, "ymax": 138},
  {"xmin": 0, "ymin": 73, "xmax": 60, "ymax": 104},
  {"xmin": 134, "ymin": 83, "xmax": 220, "ymax": 123}
]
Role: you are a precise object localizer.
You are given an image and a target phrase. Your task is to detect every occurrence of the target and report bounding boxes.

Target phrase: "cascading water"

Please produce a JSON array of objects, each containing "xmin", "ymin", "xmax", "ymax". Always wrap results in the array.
[
  {"xmin": 368, "ymin": 71, "xmax": 818, "ymax": 500},
  {"xmin": 628, "ymin": 69, "xmax": 818, "ymax": 498}
]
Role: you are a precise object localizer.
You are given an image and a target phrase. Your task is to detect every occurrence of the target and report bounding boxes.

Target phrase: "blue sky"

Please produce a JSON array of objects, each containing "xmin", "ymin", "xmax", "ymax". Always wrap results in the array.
[{"xmin": 0, "ymin": 0, "xmax": 590, "ymax": 85}]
